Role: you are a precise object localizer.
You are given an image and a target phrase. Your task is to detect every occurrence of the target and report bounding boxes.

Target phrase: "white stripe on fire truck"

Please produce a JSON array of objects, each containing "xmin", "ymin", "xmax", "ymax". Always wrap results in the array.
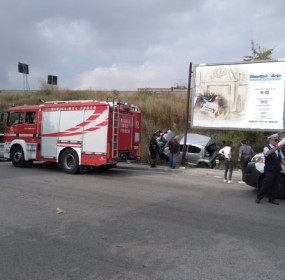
[
  {"xmin": 42, "ymin": 110, "xmax": 108, "ymax": 137},
  {"xmin": 5, "ymin": 133, "xmax": 36, "ymax": 137},
  {"xmin": 57, "ymin": 143, "xmax": 82, "ymax": 148}
]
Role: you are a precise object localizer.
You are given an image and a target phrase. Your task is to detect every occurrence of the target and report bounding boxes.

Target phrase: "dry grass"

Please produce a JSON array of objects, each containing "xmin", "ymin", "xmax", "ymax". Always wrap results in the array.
[{"xmin": 0, "ymin": 89, "xmax": 268, "ymax": 164}]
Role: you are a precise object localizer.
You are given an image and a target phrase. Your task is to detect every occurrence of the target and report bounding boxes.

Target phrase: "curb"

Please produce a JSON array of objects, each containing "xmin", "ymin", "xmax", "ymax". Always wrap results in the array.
[
  {"xmin": 117, "ymin": 162, "xmax": 186, "ymax": 173},
  {"xmin": 116, "ymin": 162, "xmax": 244, "ymax": 182}
]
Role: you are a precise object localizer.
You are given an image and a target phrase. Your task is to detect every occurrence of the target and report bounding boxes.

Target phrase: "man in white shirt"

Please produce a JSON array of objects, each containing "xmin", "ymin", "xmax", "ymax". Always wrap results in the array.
[{"xmin": 219, "ymin": 141, "xmax": 233, "ymax": 184}]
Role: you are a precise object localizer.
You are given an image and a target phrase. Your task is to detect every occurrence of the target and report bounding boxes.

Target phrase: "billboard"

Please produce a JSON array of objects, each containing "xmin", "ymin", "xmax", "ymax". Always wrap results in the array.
[
  {"xmin": 47, "ymin": 75, "xmax": 58, "ymax": 85},
  {"xmin": 18, "ymin": 62, "xmax": 29, "ymax": 74},
  {"xmin": 191, "ymin": 60, "xmax": 285, "ymax": 131}
]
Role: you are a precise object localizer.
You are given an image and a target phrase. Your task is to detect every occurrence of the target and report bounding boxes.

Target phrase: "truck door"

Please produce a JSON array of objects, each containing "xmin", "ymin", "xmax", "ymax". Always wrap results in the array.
[{"xmin": 23, "ymin": 111, "xmax": 37, "ymax": 136}]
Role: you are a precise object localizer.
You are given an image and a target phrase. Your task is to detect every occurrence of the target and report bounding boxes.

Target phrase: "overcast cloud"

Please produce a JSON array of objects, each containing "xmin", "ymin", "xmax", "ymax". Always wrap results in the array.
[{"xmin": 1, "ymin": 0, "xmax": 285, "ymax": 90}]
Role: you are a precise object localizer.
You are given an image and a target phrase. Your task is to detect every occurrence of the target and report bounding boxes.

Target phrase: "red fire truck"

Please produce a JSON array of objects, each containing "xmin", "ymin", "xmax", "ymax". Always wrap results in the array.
[{"xmin": 0, "ymin": 98, "xmax": 141, "ymax": 173}]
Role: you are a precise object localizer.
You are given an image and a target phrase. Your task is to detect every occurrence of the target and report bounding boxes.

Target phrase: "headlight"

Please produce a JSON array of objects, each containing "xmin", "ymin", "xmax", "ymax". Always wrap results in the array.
[{"xmin": 252, "ymin": 155, "xmax": 264, "ymax": 163}]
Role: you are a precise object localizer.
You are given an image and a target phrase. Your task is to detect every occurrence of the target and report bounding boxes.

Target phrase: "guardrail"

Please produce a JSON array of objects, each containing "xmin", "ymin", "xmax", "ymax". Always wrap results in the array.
[
  {"xmin": 0, "ymin": 90, "xmax": 35, "ymax": 93},
  {"xmin": 0, "ymin": 89, "xmax": 187, "ymax": 94},
  {"xmin": 0, "ymin": 90, "xmax": 138, "ymax": 94}
]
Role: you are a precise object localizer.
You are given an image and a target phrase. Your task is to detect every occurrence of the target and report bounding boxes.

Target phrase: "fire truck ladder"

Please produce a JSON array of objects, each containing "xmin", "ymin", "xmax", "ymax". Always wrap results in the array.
[{"xmin": 107, "ymin": 97, "xmax": 120, "ymax": 158}]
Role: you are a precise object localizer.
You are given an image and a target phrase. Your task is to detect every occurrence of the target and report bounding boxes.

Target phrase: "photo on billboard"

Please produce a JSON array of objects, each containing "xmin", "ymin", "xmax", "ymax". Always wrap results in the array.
[{"xmin": 191, "ymin": 60, "xmax": 285, "ymax": 131}]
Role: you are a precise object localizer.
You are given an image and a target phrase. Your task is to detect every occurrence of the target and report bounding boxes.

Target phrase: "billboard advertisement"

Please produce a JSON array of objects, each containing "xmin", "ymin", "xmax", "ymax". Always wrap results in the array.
[{"xmin": 191, "ymin": 60, "xmax": 285, "ymax": 131}]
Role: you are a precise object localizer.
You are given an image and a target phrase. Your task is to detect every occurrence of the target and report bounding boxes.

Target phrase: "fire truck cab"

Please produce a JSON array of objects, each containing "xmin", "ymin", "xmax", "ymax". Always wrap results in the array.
[{"xmin": 0, "ymin": 98, "xmax": 141, "ymax": 173}]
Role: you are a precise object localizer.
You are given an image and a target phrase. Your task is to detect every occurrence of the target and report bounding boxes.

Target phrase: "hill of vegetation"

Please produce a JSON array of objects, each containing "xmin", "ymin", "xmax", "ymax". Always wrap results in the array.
[{"xmin": 0, "ymin": 89, "xmax": 272, "ymax": 167}]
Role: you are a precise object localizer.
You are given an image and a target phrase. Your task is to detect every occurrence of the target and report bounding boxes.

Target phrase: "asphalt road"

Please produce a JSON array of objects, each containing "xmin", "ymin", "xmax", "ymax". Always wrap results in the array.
[{"xmin": 0, "ymin": 161, "xmax": 284, "ymax": 280}]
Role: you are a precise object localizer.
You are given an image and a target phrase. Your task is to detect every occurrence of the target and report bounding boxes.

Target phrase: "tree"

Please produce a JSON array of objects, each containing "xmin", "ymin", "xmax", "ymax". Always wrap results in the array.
[{"xmin": 243, "ymin": 40, "xmax": 274, "ymax": 61}]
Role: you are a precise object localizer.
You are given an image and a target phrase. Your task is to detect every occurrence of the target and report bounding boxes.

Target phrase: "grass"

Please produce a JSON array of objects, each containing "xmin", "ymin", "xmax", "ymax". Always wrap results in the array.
[{"xmin": 0, "ymin": 89, "xmax": 271, "ymax": 166}]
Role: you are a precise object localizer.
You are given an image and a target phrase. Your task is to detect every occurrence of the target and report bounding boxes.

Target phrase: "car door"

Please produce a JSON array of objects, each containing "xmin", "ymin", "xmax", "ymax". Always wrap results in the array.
[{"xmin": 179, "ymin": 144, "xmax": 202, "ymax": 165}]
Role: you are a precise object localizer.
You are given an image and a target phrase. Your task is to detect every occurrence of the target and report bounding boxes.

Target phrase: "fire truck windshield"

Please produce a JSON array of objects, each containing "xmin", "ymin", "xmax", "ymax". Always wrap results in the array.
[{"xmin": 7, "ymin": 111, "xmax": 24, "ymax": 126}]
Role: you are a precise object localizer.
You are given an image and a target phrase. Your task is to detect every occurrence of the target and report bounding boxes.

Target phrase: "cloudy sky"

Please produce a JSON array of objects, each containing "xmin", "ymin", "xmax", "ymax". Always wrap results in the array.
[{"xmin": 1, "ymin": 0, "xmax": 285, "ymax": 91}]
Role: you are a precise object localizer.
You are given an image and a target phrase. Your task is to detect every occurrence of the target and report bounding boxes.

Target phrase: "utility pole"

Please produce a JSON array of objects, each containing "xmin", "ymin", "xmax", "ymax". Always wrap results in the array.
[{"xmin": 181, "ymin": 62, "xmax": 193, "ymax": 165}]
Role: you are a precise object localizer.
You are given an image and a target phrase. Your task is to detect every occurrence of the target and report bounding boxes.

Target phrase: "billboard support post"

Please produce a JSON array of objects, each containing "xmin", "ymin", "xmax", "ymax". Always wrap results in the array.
[{"xmin": 181, "ymin": 62, "xmax": 193, "ymax": 165}]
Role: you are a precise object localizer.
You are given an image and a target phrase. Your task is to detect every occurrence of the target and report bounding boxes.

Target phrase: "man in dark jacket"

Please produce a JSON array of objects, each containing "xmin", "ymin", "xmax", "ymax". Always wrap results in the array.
[
  {"xmin": 256, "ymin": 134, "xmax": 285, "ymax": 205},
  {"xmin": 149, "ymin": 133, "xmax": 159, "ymax": 168},
  {"xmin": 168, "ymin": 136, "xmax": 180, "ymax": 169}
]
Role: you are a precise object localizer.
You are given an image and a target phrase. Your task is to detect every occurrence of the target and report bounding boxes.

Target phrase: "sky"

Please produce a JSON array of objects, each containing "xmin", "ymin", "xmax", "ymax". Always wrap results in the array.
[{"xmin": 1, "ymin": 0, "xmax": 285, "ymax": 91}]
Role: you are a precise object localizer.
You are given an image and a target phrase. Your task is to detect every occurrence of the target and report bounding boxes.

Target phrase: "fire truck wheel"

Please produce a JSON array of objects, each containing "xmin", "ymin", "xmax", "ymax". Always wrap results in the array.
[
  {"xmin": 60, "ymin": 149, "xmax": 79, "ymax": 174},
  {"xmin": 11, "ymin": 146, "xmax": 26, "ymax": 167}
]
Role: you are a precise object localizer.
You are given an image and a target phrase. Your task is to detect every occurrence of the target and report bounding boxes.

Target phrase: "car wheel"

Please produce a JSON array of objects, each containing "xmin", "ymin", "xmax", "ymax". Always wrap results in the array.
[{"xmin": 198, "ymin": 162, "xmax": 208, "ymax": 168}]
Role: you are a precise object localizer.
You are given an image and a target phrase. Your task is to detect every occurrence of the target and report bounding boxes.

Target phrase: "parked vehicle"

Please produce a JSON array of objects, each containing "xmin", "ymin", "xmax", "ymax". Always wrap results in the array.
[
  {"xmin": 163, "ymin": 133, "xmax": 219, "ymax": 168},
  {"xmin": 0, "ymin": 98, "xmax": 141, "ymax": 174},
  {"xmin": 244, "ymin": 153, "xmax": 285, "ymax": 198}
]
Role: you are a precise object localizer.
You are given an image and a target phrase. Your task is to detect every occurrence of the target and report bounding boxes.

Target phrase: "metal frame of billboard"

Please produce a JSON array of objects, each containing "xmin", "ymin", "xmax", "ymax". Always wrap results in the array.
[{"xmin": 191, "ymin": 59, "xmax": 285, "ymax": 131}]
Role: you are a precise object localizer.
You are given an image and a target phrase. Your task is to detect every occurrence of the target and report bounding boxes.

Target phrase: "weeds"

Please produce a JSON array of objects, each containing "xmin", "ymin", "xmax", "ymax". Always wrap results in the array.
[{"xmin": 0, "ymin": 89, "xmax": 269, "ymax": 165}]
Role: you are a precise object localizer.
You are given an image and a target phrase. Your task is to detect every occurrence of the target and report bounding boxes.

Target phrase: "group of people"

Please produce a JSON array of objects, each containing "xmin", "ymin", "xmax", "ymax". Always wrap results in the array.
[
  {"xmin": 149, "ymin": 132, "xmax": 180, "ymax": 169},
  {"xmin": 219, "ymin": 134, "xmax": 285, "ymax": 205},
  {"xmin": 150, "ymin": 131, "xmax": 285, "ymax": 205}
]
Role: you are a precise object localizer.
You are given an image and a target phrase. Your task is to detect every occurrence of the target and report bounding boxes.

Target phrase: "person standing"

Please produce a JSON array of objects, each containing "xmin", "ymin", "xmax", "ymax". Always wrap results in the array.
[
  {"xmin": 168, "ymin": 136, "xmax": 180, "ymax": 169},
  {"xmin": 156, "ymin": 132, "xmax": 166, "ymax": 163},
  {"xmin": 149, "ymin": 133, "xmax": 159, "ymax": 168},
  {"xmin": 219, "ymin": 141, "xmax": 234, "ymax": 184},
  {"xmin": 256, "ymin": 134, "xmax": 285, "ymax": 205},
  {"xmin": 238, "ymin": 140, "xmax": 254, "ymax": 182}
]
